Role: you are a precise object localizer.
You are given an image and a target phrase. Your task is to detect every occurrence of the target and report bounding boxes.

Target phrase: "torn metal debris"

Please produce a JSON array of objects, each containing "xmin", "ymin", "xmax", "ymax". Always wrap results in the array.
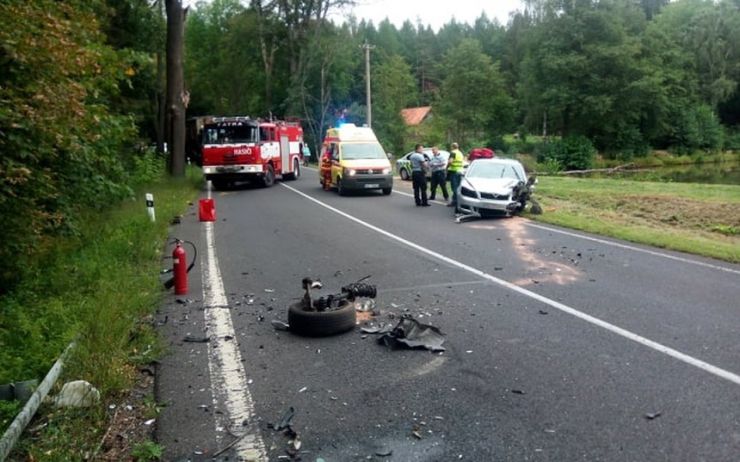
[{"xmin": 369, "ymin": 316, "xmax": 446, "ymax": 352}]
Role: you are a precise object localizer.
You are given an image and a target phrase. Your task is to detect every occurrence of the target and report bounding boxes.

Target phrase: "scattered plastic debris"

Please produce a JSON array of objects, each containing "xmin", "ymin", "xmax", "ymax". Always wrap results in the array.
[
  {"xmin": 371, "ymin": 316, "xmax": 446, "ymax": 352},
  {"xmin": 269, "ymin": 407, "xmax": 295, "ymax": 432},
  {"xmin": 271, "ymin": 320, "xmax": 290, "ymax": 331},
  {"xmin": 510, "ymin": 389, "xmax": 525, "ymax": 395},
  {"xmin": 644, "ymin": 412, "xmax": 662, "ymax": 420},
  {"xmin": 298, "ymin": 387, "xmax": 308, "ymax": 393}
]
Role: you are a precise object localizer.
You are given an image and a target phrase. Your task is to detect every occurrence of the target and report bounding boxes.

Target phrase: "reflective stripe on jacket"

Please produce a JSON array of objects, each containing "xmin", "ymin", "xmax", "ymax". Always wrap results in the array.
[{"xmin": 448, "ymin": 149, "xmax": 464, "ymax": 172}]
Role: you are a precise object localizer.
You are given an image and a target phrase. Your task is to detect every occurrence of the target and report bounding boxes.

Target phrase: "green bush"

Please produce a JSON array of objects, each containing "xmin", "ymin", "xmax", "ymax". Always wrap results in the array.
[
  {"xmin": 670, "ymin": 104, "xmax": 724, "ymax": 153},
  {"xmin": 538, "ymin": 136, "xmax": 596, "ymax": 171}
]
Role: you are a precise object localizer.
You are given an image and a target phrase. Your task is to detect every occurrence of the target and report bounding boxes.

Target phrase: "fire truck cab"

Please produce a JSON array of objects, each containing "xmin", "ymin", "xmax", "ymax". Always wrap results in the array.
[
  {"xmin": 319, "ymin": 124, "xmax": 393, "ymax": 196},
  {"xmin": 201, "ymin": 117, "xmax": 304, "ymax": 189}
]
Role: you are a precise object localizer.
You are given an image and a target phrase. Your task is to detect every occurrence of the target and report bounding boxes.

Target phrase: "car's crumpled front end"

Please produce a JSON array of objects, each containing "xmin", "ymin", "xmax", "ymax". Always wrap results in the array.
[{"xmin": 457, "ymin": 177, "xmax": 522, "ymax": 216}]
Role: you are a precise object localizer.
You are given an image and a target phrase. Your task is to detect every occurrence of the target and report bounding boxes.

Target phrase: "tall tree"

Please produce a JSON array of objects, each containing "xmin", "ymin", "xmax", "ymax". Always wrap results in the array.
[
  {"xmin": 166, "ymin": 0, "xmax": 186, "ymax": 176},
  {"xmin": 438, "ymin": 39, "xmax": 514, "ymax": 145},
  {"xmin": 371, "ymin": 54, "xmax": 417, "ymax": 154}
]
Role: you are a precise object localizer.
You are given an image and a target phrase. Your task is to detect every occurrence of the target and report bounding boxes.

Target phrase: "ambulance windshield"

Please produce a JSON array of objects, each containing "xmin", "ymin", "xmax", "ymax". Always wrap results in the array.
[
  {"xmin": 341, "ymin": 142, "xmax": 387, "ymax": 160},
  {"xmin": 203, "ymin": 123, "xmax": 258, "ymax": 145}
]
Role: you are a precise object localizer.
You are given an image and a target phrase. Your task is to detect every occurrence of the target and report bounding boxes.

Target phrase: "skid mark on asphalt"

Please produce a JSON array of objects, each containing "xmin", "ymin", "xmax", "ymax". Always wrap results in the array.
[
  {"xmin": 202, "ymin": 221, "xmax": 267, "ymax": 461},
  {"xmin": 281, "ymin": 182, "xmax": 740, "ymax": 386},
  {"xmin": 503, "ymin": 219, "xmax": 582, "ymax": 287}
]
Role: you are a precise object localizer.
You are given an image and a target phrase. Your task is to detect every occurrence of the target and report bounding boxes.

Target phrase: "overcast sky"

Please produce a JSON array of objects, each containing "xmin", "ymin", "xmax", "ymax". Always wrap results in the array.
[{"xmin": 330, "ymin": 0, "xmax": 524, "ymax": 30}]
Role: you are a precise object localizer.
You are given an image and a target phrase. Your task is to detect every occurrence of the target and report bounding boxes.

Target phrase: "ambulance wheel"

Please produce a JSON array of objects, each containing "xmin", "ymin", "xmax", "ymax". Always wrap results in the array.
[
  {"xmin": 284, "ymin": 159, "xmax": 300, "ymax": 181},
  {"xmin": 337, "ymin": 178, "xmax": 347, "ymax": 196},
  {"xmin": 288, "ymin": 301, "xmax": 356, "ymax": 337},
  {"xmin": 382, "ymin": 187, "xmax": 392, "ymax": 195},
  {"xmin": 262, "ymin": 164, "xmax": 275, "ymax": 187}
]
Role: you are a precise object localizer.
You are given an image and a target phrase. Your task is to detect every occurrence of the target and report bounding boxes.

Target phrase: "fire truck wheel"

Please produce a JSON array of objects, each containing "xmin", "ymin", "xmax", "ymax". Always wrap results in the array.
[
  {"xmin": 284, "ymin": 158, "xmax": 300, "ymax": 181},
  {"xmin": 262, "ymin": 164, "xmax": 275, "ymax": 187},
  {"xmin": 288, "ymin": 301, "xmax": 356, "ymax": 337},
  {"xmin": 211, "ymin": 179, "xmax": 228, "ymax": 190}
]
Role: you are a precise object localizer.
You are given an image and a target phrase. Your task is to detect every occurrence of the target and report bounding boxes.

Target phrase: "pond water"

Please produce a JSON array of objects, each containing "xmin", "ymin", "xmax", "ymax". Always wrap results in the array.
[{"xmin": 579, "ymin": 161, "xmax": 739, "ymax": 185}]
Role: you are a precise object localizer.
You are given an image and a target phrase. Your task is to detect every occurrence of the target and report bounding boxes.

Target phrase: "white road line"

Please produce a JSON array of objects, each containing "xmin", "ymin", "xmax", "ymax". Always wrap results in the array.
[
  {"xmin": 524, "ymin": 222, "xmax": 740, "ymax": 275},
  {"xmin": 393, "ymin": 188, "xmax": 740, "ymax": 274},
  {"xmin": 281, "ymin": 183, "xmax": 740, "ymax": 386},
  {"xmin": 202, "ymin": 221, "xmax": 267, "ymax": 461}
]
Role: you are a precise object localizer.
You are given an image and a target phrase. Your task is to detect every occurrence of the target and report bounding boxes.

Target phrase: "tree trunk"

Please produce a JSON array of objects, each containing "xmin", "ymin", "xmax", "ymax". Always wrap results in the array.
[{"xmin": 166, "ymin": 0, "xmax": 186, "ymax": 177}]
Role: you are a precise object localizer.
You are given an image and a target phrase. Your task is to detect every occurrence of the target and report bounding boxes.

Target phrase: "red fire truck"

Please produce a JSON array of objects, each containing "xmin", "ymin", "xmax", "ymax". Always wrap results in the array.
[{"xmin": 201, "ymin": 117, "xmax": 304, "ymax": 189}]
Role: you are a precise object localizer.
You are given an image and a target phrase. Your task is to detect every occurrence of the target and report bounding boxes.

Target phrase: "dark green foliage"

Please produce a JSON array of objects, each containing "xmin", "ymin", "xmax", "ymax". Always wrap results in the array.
[
  {"xmin": 539, "ymin": 136, "xmax": 596, "ymax": 171},
  {"xmin": 0, "ymin": 1, "xmax": 161, "ymax": 291},
  {"xmin": 670, "ymin": 104, "xmax": 725, "ymax": 153}
]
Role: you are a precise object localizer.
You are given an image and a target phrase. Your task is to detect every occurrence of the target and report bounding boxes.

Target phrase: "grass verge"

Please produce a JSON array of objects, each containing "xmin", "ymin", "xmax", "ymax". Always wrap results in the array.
[
  {"xmin": 527, "ymin": 176, "xmax": 740, "ymax": 263},
  {"xmin": 0, "ymin": 167, "xmax": 200, "ymax": 459}
]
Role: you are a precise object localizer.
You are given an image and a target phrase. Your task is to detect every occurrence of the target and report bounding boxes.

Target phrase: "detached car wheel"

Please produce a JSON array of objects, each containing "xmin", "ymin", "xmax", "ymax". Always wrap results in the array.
[{"xmin": 288, "ymin": 301, "xmax": 356, "ymax": 337}]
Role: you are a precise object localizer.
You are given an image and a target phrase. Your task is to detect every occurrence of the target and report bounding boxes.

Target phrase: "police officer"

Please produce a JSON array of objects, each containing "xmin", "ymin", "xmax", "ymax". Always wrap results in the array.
[
  {"xmin": 447, "ymin": 142, "xmax": 464, "ymax": 210},
  {"xmin": 409, "ymin": 144, "xmax": 430, "ymax": 206}
]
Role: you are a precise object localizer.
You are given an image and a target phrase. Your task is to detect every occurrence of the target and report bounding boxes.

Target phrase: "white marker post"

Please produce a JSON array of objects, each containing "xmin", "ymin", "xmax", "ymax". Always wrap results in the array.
[{"xmin": 145, "ymin": 193, "xmax": 155, "ymax": 222}]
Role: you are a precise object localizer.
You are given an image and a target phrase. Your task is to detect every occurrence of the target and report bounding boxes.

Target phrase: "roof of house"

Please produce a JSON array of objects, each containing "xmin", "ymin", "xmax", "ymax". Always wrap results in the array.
[{"xmin": 400, "ymin": 106, "xmax": 432, "ymax": 126}]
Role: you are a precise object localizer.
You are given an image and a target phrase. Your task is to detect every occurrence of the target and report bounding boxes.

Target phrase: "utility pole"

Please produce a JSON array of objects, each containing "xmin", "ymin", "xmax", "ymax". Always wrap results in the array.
[{"xmin": 360, "ymin": 41, "xmax": 375, "ymax": 128}]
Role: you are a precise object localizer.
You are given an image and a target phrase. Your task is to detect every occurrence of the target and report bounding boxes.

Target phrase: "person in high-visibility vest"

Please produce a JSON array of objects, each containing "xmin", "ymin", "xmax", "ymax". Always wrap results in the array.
[{"xmin": 447, "ymin": 142, "xmax": 464, "ymax": 211}]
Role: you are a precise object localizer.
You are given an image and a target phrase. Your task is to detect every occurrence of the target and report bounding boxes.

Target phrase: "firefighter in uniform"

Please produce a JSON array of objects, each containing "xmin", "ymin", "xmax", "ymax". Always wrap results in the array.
[{"xmin": 447, "ymin": 142, "xmax": 464, "ymax": 211}]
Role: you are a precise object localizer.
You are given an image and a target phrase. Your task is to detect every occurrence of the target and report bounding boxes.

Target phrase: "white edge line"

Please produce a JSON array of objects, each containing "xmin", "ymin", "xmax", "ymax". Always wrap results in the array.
[
  {"xmin": 202, "ymin": 222, "xmax": 267, "ymax": 461},
  {"xmin": 392, "ymin": 187, "xmax": 740, "ymax": 275},
  {"xmin": 525, "ymin": 222, "xmax": 740, "ymax": 275},
  {"xmin": 281, "ymin": 183, "xmax": 740, "ymax": 386}
]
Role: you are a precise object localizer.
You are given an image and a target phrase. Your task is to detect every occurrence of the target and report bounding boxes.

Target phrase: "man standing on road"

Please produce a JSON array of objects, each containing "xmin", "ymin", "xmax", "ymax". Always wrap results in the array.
[
  {"xmin": 447, "ymin": 142, "xmax": 464, "ymax": 211},
  {"xmin": 428, "ymin": 146, "xmax": 449, "ymax": 202},
  {"xmin": 409, "ymin": 144, "xmax": 430, "ymax": 206}
]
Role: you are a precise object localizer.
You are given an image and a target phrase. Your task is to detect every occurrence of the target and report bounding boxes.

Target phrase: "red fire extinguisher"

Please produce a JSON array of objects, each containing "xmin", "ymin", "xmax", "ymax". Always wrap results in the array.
[{"xmin": 173, "ymin": 240, "xmax": 188, "ymax": 295}]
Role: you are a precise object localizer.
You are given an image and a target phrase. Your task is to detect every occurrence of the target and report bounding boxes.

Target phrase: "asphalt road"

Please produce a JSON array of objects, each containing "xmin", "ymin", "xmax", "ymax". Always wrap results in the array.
[{"xmin": 155, "ymin": 168, "xmax": 740, "ymax": 462}]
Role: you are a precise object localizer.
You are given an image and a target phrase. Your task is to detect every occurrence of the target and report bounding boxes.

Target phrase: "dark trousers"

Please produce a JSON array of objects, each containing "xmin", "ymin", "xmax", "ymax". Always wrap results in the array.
[
  {"xmin": 449, "ymin": 171, "xmax": 462, "ymax": 205},
  {"xmin": 429, "ymin": 170, "xmax": 449, "ymax": 200},
  {"xmin": 412, "ymin": 171, "xmax": 428, "ymax": 205}
]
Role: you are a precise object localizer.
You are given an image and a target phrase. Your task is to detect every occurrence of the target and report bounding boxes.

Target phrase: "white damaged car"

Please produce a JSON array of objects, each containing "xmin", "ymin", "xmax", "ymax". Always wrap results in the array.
[{"xmin": 457, "ymin": 158, "xmax": 537, "ymax": 219}]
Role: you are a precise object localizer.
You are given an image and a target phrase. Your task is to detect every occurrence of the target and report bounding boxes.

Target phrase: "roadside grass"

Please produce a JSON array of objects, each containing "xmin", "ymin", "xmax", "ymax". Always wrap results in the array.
[
  {"xmin": 1, "ymin": 168, "xmax": 200, "ymax": 459},
  {"xmin": 527, "ymin": 176, "xmax": 740, "ymax": 263}
]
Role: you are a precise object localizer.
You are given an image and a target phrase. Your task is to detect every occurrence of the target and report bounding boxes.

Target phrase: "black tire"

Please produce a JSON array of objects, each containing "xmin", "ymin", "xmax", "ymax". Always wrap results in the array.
[
  {"xmin": 262, "ymin": 164, "xmax": 275, "ymax": 187},
  {"xmin": 211, "ymin": 179, "xmax": 228, "ymax": 190},
  {"xmin": 382, "ymin": 187, "xmax": 392, "ymax": 195},
  {"xmin": 400, "ymin": 168, "xmax": 409, "ymax": 181},
  {"xmin": 288, "ymin": 301, "xmax": 356, "ymax": 337},
  {"xmin": 337, "ymin": 177, "xmax": 346, "ymax": 196},
  {"xmin": 284, "ymin": 158, "xmax": 300, "ymax": 181}
]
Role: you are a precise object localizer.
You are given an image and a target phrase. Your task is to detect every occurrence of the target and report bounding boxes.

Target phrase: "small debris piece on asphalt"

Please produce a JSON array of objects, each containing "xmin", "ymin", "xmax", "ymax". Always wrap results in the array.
[
  {"xmin": 176, "ymin": 298, "xmax": 193, "ymax": 305},
  {"xmin": 539, "ymin": 310, "xmax": 549, "ymax": 315},
  {"xmin": 298, "ymin": 387, "xmax": 308, "ymax": 393},
  {"xmin": 183, "ymin": 335, "xmax": 210, "ymax": 343},
  {"xmin": 510, "ymin": 389, "xmax": 526, "ymax": 395},
  {"xmin": 268, "ymin": 406, "xmax": 295, "ymax": 431},
  {"xmin": 644, "ymin": 412, "xmax": 662, "ymax": 420},
  {"xmin": 271, "ymin": 320, "xmax": 290, "ymax": 331},
  {"xmin": 373, "ymin": 316, "xmax": 446, "ymax": 352},
  {"xmin": 375, "ymin": 448, "xmax": 393, "ymax": 457}
]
